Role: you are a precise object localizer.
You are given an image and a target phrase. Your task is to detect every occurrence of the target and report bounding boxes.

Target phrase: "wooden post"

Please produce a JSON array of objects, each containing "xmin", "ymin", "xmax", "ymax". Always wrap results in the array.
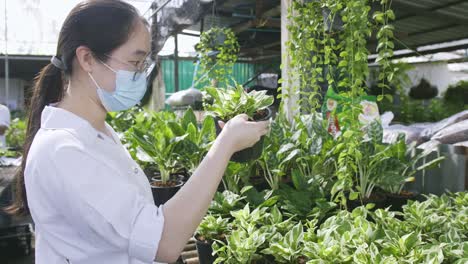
[{"xmin": 281, "ymin": 0, "xmax": 299, "ymax": 121}]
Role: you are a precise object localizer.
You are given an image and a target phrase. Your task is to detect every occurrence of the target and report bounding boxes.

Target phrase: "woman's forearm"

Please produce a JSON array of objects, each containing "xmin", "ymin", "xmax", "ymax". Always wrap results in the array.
[{"xmin": 155, "ymin": 135, "xmax": 233, "ymax": 262}]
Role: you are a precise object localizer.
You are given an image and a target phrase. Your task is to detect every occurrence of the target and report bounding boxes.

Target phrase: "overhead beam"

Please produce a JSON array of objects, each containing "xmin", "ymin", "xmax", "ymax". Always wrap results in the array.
[
  {"xmin": 392, "ymin": 0, "xmax": 468, "ymax": 25},
  {"xmin": 368, "ymin": 38, "xmax": 468, "ymax": 62},
  {"xmin": 232, "ymin": 2, "xmax": 282, "ymax": 33}
]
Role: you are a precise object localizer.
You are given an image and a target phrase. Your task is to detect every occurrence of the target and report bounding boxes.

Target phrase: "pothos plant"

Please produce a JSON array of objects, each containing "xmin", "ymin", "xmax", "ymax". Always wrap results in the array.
[
  {"xmin": 195, "ymin": 27, "xmax": 240, "ymax": 86},
  {"xmin": 286, "ymin": 0, "xmax": 398, "ymax": 112},
  {"xmin": 204, "ymin": 83, "xmax": 274, "ymax": 121}
]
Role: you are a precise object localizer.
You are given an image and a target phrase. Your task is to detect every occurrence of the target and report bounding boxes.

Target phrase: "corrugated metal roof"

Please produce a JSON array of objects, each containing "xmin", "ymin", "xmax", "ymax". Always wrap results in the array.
[
  {"xmin": 391, "ymin": 0, "xmax": 468, "ymax": 50},
  {"xmin": 195, "ymin": 0, "xmax": 468, "ymax": 59}
]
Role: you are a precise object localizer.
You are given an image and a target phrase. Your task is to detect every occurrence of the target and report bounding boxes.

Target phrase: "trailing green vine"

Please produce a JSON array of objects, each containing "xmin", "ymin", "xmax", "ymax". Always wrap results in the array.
[
  {"xmin": 286, "ymin": 0, "xmax": 396, "ymax": 111},
  {"xmin": 286, "ymin": 0, "xmax": 399, "ymax": 206},
  {"xmin": 373, "ymin": 0, "xmax": 397, "ymax": 102},
  {"xmin": 195, "ymin": 27, "xmax": 240, "ymax": 86}
]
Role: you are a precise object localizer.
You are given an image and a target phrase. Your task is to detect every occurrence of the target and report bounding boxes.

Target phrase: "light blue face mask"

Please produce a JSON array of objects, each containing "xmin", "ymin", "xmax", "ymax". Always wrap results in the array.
[{"xmin": 88, "ymin": 62, "xmax": 147, "ymax": 112}]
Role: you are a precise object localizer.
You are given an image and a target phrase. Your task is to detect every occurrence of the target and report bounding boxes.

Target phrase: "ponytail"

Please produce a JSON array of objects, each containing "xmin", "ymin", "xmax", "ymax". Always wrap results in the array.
[{"xmin": 5, "ymin": 62, "xmax": 64, "ymax": 215}]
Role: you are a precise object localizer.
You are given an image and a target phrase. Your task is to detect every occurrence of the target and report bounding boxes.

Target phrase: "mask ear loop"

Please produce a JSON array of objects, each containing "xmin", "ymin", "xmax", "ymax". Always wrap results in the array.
[
  {"xmin": 99, "ymin": 60, "xmax": 117, "ymax": 73},
  {"xmin": 88, "ymin": 72, "xmax": 102, "ymax": 89}
]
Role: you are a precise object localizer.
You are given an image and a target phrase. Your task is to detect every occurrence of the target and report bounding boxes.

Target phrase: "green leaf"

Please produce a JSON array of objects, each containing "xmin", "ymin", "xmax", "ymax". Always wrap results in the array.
[
  {"xmin": 240, "ymin": 186, "xmax": 253, "ymax": 194},
  {"xmin": 291, "ymin": 169, "xmax": 307, "ymax": 190},
  {"xmin": 349, "ymin": 191, "xmax": 359, "ymax": 201},
  {"xmin": 182, "ymin": 107, "xmax": 197, "ymax": 130}
]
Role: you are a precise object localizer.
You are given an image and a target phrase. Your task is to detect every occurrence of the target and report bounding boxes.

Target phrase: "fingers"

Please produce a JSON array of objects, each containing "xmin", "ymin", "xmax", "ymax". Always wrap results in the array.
[
  {"xmin": 218, "ymin": 120, "xmax": 225, "ymax": 129},
  {"xmin": 251, "ymin": 120, "xmax": 270, "ymax": 136},
  {"xmin": 235, "ymin": 114, "xmax": 249, "ymax": 121}
]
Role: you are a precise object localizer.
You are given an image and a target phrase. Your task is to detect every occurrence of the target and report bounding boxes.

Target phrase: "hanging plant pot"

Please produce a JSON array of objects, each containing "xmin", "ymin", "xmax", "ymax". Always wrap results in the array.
[
  {"xmin": 214, "ymin": 108, "xmax": 272, "ymax": 163},
  {"xmin": 409, "ymin": 78, "xmax": 438, "ymax": 100},
  {"xmin": 151, "ymin": 180, "xmax": 184, "ymax": 206},
  {"xmin": 195, "ymin": 236, "xmax": 217, "ymax": 264},
  {"xmin": 210, "ymin": 31, "xmax": 227, "ymax": 49},
  {"xmin": 384, "ymin": 191, "xmax": 419, "ymax": 212}
]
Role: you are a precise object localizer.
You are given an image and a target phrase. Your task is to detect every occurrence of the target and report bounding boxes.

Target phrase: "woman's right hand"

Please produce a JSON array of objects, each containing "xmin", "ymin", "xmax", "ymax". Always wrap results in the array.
[{"xmin": 217, "ymin": 114, "xmax": 270, "ymax": 154}]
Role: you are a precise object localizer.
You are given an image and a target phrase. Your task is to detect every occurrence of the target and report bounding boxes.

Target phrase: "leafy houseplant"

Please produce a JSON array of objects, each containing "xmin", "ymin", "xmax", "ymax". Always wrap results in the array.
[
  {"xmin": 196, "ymin": 215, "xmax": 231, "ymax": 264},
  {"xmin": 130, "ymin": 112, "xmax": 186, "ymax": 206},
  {"xmin": 204, "ymin": 84, "xmax": 274, "ymax": 162},
  {"xmin": 169, "ymin": 108, "xmax": 216, "ymax": 175},
  {"xmin": 195, "ymin": 27, "xmax": 240, "ymax": 86}
]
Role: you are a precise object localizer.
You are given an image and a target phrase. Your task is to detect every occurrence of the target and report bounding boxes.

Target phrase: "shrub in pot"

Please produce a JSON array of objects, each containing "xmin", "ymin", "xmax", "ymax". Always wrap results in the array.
[
  {"xmin": 131, "ymin": 124, "xmax": 186, "ymax": 206},
  {"xmin": 204, "ymin": 84, "xmax": 274, "ymax": 162},
  {"xmin": 195, "ymin": 215, "xmax": 231, "ymax": 264},
  {"xmin": 168, "ymin": 107, "xmax": 216, "ymax": 177}
]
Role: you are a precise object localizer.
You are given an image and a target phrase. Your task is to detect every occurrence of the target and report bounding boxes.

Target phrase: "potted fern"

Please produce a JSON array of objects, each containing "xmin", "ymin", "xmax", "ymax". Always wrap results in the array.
[{"xmin": 204, "ymin": 83, "xmax": 274, "ymax": 162}]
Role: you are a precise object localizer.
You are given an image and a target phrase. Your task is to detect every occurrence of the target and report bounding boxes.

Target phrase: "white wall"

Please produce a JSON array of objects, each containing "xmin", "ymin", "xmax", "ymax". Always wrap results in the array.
[
  {"xmin": 404, "ymin": 62, "xmax": 468, "ymax": 96},
  {"xmin": 0, "ymin": 78, "xmax": 26, "ymax": 110}
]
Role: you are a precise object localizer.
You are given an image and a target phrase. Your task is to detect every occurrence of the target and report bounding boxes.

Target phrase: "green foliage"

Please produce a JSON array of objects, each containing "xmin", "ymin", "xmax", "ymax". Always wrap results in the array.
[
  {"xmin": 302, "ymin": 192, "xmax": 468, "ymax": 263},
  {"xmin": 170, "ymin": 108, "xmax": 216, "ymax": 174},
  {"xmin": 195, "ymin": 27, "xmax": 240, "ymax": 85},
  {"xmin": 208, "ymin": 192, "xmax": 468, "ymax": 263},
  {"xmin": 286, "ymin": 0, "xmax": 392, "ymax": 112},
  {"xmin": 128, "ymin": 111, "xmax": 185, "ymax": 184},
  {"xmin": 209, "ymin": 190, "xmax": 246, "ymax": 218},
  {"xmin": 204, "ymin": 83, "xmax": 274, "ymax": 120},
  {"xmin": 444, "ymin": 80, "xmax": 468, "ymax": 106},
  {"xmin": 379, "ymin": 95, "xmax": 468, "ymax": 124},
  {"xmin": 106, "ymin": 106, "xmax": 144, "ymax": 134},
  {"xmin": 221, "ymin": 162, "xmax": 252, "ymax": 194},
  {"xmin": 6, "ymin": 117, "xmax": 27, "ymax": 149},
  {"xmin": 196, "ymin": 215, "xmax": 231, "ymax": 242}
]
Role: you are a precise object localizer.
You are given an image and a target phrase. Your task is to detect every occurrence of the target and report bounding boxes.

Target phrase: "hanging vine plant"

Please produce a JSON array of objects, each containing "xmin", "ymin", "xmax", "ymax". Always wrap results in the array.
[
  {"xmin": 286, "ymin": 0, "xmax": 397, "ymax": 112},
  {"xmin": 195, "ymin": 27, "xmax": 240, "ymax": 86},
  {"xmin": 286, "ymin": 0, "xmax": 398, "ymax": 207}
]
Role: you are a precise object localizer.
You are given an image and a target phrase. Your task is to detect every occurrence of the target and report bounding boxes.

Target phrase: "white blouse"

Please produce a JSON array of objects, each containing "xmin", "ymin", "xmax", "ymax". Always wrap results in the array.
[{"xmin": 25, "ymin": 106, "xmax": 165, "ymax": 264}]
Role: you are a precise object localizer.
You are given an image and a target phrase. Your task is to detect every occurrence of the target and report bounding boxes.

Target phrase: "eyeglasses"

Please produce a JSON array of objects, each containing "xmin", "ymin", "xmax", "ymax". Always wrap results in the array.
[{"xmin": 103, "ymin": 54, "xmax": 153, "ymax": 81}]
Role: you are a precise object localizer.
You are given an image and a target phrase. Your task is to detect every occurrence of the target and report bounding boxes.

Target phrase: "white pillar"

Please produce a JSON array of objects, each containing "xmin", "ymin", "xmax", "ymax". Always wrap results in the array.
[{"xmin": 281, "ymin": 0, "xmax": 299, "ymax": 121}]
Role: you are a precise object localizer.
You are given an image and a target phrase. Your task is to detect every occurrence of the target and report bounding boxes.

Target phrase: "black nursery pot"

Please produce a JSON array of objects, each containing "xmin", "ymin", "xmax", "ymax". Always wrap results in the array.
[
  {"xmin": 385, "ymin": 191, "xmax": 419, "ymax": 212},
  {"xmin": 151, "ymin": 173, "xmax": 186, "ymax": 183},
  {"xmin": 214, "ymin": 108, "xmax": 272, "ymax": 163},
  {"xmin": 196, "ymin": 238, "xmax": 216, "ymax": 264},
  {"xmin": 151, "ymin": 180, "xmax": 184, "ymax": 206},
  {"xmin": 347, "ymin": 192, "xmax": 387, "ymax": 211}
]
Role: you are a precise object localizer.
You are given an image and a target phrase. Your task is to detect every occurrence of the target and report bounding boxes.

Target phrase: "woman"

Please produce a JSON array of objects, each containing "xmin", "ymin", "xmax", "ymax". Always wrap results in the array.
[{"xmin": 6, "ymin": 1, "xmax": 269, "ymax": 263}]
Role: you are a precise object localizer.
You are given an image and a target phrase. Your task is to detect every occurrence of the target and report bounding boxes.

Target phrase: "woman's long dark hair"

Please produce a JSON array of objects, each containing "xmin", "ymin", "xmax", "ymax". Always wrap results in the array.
[{"xmin": 5, "ymin": 0, "xmax": 145, "ymax": 215}]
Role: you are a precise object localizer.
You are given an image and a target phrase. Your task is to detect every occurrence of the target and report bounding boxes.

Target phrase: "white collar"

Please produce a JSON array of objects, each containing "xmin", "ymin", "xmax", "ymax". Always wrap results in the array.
[{"xmin": 41, "ymin": 106, "xmax": 117, "ymax": 145}]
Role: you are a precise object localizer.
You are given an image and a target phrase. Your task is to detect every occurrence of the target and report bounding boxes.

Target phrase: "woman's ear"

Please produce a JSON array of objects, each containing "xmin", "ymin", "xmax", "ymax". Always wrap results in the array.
[{"xmin": 75, "ymin": 46, "xmax": 94, "ymax": 73}]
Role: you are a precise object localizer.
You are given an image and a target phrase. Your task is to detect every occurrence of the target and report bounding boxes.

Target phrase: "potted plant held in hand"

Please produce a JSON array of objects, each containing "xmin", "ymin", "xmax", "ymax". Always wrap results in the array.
[
  {"xmin": 131, "ymin": 125, "xmax": 186, "ymax": 206},
  {"xmin": 204, "ymin": 83, "xmax": 274, "ymax": 162}
]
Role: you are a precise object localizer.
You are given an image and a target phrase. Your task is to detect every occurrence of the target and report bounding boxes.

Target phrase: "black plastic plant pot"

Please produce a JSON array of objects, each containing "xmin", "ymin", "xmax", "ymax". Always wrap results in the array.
[
  {"xmin": 151, "ymin": 174, "xmax": 186, "ymax": 183},
  {"xmin": 151, "ymin": 180, "xmax": 184, "ymax": 206},
  {"xmin": 385, "ymin": 191, "xmax": 419, "ymax": 212},
  {"xmin": 214, "ymin": 108, "xmax": 272, "ymax": 163},
  {"xmin": 347, "ymin": 192, "xmax": 387, "ymax": 211},
  {"xmin": 195, "ymin": 237, "xmax": 216, "ymax": 264}
]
